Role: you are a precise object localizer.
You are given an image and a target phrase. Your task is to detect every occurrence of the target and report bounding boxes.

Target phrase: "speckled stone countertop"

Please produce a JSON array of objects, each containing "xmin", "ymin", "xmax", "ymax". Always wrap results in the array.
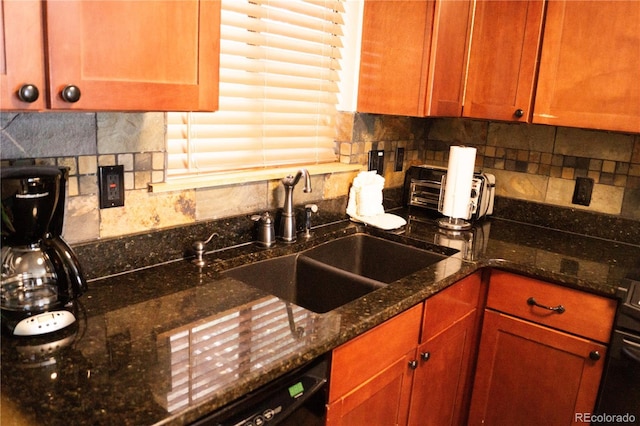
[{"xmin": 2, "ymin": 209, "xmax": 639, "ymax": 426}]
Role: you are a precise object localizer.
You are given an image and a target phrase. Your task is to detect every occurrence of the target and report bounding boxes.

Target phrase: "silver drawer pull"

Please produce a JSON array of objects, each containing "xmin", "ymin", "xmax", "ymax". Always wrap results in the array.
[{"xmin": 526, "ymin": 297, "xmax": 566, "ymax": 314}]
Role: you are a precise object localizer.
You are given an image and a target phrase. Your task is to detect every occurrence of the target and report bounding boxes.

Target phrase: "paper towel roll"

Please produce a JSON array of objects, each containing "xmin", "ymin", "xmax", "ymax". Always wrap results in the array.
[{"xmin": 440, "ymin": 146, "xmax": 476, "ymax": 219}]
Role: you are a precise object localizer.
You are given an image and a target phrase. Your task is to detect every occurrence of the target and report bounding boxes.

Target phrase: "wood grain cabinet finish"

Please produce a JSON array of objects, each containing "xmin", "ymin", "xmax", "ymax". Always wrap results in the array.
[
  {"xmin": 463, "ymin": 0, "xmax": 545, "ymax": 122},
  {"xmin": 0, "ymin": 0, "xmax": 47, "ymax": 110},
  {"xmin": 533, "ymin": 0, "xmax": 640, "ymax": 133},
  {"xmin": 1, "ymin": 0, "xmax": 220, "ymax": 111},
  {"xmin": 488, "ymin": 269, "xmax": 616, "ymax": 344},
  {"xmin": 327, "ymin": 303, "xmax": 421, "ymax": 426},
  {"xmin": 468, "ymin": 271, "xmax": 615, "ymax": 425},
  {"xmin": 408, "ymin": 271, "xmax": 485, "ymax": 426},
  {"xmin": 328, "ymin": 272, "xmax": 484, "ymax": 426},
  {"xmin": 357, "ymin": 0, "xmax": 472, "ymax": 117}
]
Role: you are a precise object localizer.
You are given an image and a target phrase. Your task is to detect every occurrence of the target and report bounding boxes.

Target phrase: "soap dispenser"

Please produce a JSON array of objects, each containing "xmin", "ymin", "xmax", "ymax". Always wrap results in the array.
[{"xmin": 252, "ymin": 212, "xmax": 276, "ymax": 248}]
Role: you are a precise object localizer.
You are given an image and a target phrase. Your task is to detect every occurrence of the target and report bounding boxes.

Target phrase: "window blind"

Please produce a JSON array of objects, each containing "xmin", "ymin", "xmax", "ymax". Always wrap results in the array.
[{"xmin": 166, "ymin": 0, "xmax": 344, "ymax": 178}]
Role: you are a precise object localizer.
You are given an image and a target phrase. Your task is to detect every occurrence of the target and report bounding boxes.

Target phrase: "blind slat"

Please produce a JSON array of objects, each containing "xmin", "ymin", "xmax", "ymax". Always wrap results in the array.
[{"xmin": 166, "ymin": 0, "xmax": 343, "ymax": 177}]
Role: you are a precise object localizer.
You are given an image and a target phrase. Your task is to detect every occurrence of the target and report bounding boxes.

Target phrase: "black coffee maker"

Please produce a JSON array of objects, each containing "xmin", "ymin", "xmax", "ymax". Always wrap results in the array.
[{"xmin": 1, "ymin": 166, "xmax": 87, "ymax": 336}]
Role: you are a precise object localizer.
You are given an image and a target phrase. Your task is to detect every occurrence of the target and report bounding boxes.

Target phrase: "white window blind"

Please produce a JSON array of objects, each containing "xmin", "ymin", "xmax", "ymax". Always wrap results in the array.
[{"xmin": 166, "ymin": 0, "xmax": 344, "ymax": 178}]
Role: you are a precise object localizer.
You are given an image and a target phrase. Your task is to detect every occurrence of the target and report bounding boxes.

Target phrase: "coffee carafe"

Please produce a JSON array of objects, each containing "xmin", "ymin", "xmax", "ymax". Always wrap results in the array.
[{"xmin": 1, "ymin": 166, "xmax": 87, "ymax": 336}]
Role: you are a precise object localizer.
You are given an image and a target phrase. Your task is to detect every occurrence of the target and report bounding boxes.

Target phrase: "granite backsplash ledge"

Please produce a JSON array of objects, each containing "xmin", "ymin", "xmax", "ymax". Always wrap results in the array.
[
  {"xmin": 75, "ymin": 189, "xmax": 638, "ymax": 282},
  {"xmin": 492, "ymin": 197, "xmax": 640, "ymax": 245},
  {"xmin": 75, "ymin": 196, "xmax": 351, "ymax": 281}
]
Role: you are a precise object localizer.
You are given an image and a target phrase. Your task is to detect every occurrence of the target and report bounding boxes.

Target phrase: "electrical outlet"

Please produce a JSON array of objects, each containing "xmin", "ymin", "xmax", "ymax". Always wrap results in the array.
[
  {"xmin": 395, "ymin": 147, "xmax": 405, "ymax": 172},
  {"xmin": 368, "ymin": 150, "xmax": 384, "ymax": 175},
  {"xmin": 572, "ymin": 177, "xmax": 594, "ymax": 206},
  {"xmin": 99, "ymin": 165, "xmax": 125, "ymax": 209}
]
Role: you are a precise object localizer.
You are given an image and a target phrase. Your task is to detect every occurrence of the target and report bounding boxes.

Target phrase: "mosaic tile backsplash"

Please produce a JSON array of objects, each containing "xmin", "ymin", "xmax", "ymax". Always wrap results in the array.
[{"xmin": 1, "ymin": 111, "xmax": 638, "ymax": 246}]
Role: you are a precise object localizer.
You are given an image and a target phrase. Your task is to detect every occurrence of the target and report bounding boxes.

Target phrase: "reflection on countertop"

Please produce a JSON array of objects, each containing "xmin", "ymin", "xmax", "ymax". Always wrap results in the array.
[{"xmin": 2, "ymin": 209, "xmax": 640, "ymax": 426}]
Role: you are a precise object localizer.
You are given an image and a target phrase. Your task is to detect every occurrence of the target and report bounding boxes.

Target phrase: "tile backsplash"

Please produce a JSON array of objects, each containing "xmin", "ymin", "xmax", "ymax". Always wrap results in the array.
[
  {"xmin": 422, "ymin": 118, "xmax": 639, "ymax": 217},
  {"xmin": 1, "ymin": 111, "xmax": 638, "ymax": 245}
]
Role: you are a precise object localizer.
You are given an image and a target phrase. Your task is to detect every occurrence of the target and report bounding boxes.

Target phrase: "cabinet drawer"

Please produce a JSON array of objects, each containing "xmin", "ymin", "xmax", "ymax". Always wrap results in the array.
[
  {"xmin": 487, "ymin": 270, "xmax": 616, "ymax": 343},
  {"xmin": 329, "ymin": 303, "xmax": 422, "ymax": 402}
]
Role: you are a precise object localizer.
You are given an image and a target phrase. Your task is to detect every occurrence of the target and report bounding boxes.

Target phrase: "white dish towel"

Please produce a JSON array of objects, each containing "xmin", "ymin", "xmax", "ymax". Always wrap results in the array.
[{"xmin": 346, "ymin": 171, "xmax": 407, "ymax": 230}]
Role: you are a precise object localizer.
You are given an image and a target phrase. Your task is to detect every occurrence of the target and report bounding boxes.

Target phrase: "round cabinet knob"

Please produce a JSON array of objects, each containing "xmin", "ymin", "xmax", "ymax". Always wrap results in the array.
[
  {"xmin": 17, "ymin": 84, "xmax": 40, "ymax": 103},
  {"xmin": 408, "ymin": 360, "xmax": 418, "ymax": 370},
  {"xmin": 420, "ymin": 352, "xmax": 431, "ymax": 362},
  {"xmin": 514, "ymin": 109, "xmax": 524, "ymax": 118},
  {"xmin": 589, "ymin": 351, "xmax": 601, "ymax": 361},
  {"xmin": 61, "ymin": 85, "xmax": 81, "ymax": 103}
]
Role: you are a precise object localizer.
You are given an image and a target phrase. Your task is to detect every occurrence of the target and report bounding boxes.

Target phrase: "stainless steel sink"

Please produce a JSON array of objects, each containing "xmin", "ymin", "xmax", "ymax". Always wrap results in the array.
[{"xmin": 224, "ymin": 233, "xmax": 451, "ymax": 313}]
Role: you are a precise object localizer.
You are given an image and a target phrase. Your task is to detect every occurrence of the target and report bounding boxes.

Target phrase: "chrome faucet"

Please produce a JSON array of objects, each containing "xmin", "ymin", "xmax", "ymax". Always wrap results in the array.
[{"xmin": 279, "ymin": 169, "xmax": 312, "ymax": 243}]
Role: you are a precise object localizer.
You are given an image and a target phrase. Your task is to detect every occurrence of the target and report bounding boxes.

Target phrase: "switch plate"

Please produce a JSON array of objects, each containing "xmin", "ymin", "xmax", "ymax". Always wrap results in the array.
[
  {"xmin": 395, "ymin": 147, "xmax": 405, "ymax": 172},
  {"xmin": 368, "ymin": 150, "xmax": 384, "ymax": 175},
  {"xmin": 572, "ymin": 177, "xmax": 594, "ymax": 206},
  {"xmin": 98, "ymin": 165, "xmax": 125, "ymax": 209}
]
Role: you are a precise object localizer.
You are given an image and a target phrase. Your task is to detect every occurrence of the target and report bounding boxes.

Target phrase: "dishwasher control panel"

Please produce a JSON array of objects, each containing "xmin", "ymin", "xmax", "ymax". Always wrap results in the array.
[{"xmin": 191, "ymin": 357, "xmax": 328, "ymax": 426}]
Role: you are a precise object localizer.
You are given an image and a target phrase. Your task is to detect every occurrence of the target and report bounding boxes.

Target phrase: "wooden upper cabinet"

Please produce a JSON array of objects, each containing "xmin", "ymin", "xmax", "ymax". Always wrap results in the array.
[
  {"xmin": 426, "ymin": 0, "xmax": 474, "ymax": 117},
  {"xmin": 463, "ymin": 0, "xmax": 544, "ymax": 122},
  {"xmin": 45, "ymin": 0, "xmax": 220, "ymax": 111},
  {"xmin": 533, "ymin": 1, "xmax": 640, "ymax": 133},
  {"xmin": 357, "ymin": 0, "xmax": 472, "ymax": 117},
  {"xmin": 0, "ymin": 0, "xmax": 47, "ymax": 110},
  {"xmin": 358, "ymin": 1, "xmax": 432, "ymax": 117},
  {"xmin": 1, "ymin": 0, "xmax": 220, "ymax": 111}
]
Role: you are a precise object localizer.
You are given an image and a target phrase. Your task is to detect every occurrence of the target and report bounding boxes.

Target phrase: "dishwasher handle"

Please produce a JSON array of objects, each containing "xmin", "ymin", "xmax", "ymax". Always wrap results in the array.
[{"xmin": 622, "ymin": 338, "xmax": 640, "ymax": 364}]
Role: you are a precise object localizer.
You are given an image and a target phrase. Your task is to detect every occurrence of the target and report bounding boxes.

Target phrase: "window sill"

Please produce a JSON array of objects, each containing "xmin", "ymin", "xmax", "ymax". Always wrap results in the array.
[{"xmin": 148, "ymin": 163, "xmax": 364, "ymax": 193}]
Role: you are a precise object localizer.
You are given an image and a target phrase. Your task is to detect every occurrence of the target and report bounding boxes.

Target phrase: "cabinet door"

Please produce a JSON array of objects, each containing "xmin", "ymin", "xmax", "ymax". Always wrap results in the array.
[
  {"xmin": 326, "ymin": 350, "xmax": 415, "ymax": 426},
  {"xmin": 358, "ymin": 0, "xmax": 433, "ymax": 116},
  {"xmin": 533, "ymin": 1, "xmax": 640, "ymax": 133},
  {"xmin": 423, "ymin": 0, "xmax": 473, "ymax": 117},
  {"xmin": 463, "ymin": 0, "xmax": 544, "ymax": 122},
  {"xmin": 358, "ymin": 0, "xmax": 472, "ymax": 117},
  {"xmin": 0, "ymin": 0, "xmax": 46, "ymax": 110},
  {"xmin": 469, "ymin": 310, "xmax": 607, "ymax": 426},
  {"xmin": 328, "ymin": 304, "xmax": 422, "ymax": 426},
  {"xmin": 408, "ymin": 311, "xmax": 478, "ymax": 426},
  {"xmin": 45, "ymin": 0, "xmax": 220, "ymax": 111}
]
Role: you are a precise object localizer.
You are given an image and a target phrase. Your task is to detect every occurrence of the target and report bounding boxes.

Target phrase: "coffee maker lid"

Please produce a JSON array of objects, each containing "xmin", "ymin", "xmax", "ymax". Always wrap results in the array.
[
  {"xmin": 1, "ymin": 165, "xmax": 64, "ymax": 179},
  {"xmin": 1, "ymin": 166, "xmax": 65, "ymax": 246}
]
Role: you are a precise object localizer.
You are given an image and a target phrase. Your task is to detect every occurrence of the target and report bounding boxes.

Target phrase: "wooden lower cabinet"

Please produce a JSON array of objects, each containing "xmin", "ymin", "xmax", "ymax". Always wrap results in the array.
[
  {"xmin": 468, "ymin": 310, "xmax": 607, "ymax": 426},
  {"xmin": 326, "ymin": 349, "xmax": 415, "ymax": 426},
  {"xmin": 468, "ymin": 271, "xmax": 614, "ymax": 426},
  {"xmin": 327, "ymin": 270, "xmax": 613, "ymax": 426},
  {"xmin": 408, "ymin": 311, "xmax": 478, "ymax": 426},
  {"xmin": 327, "ymin": 272, "xmax": 484, "ymax": 426}
]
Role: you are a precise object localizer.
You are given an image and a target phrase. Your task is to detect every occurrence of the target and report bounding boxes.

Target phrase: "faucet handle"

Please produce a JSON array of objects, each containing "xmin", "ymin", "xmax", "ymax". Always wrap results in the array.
[{"xmin": 305, "ymin": 204, "xmax": 318, "ymax": 213}]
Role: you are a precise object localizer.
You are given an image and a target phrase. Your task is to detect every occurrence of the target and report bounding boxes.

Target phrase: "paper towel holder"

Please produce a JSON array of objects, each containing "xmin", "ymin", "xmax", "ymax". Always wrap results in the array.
[
  {"xmin": 438, "ymin": 216, "xmax": 472, "ymax": 231},
  {"xmin": 437, "ymin": 174, "xmax": 473, "ymax": 231}
]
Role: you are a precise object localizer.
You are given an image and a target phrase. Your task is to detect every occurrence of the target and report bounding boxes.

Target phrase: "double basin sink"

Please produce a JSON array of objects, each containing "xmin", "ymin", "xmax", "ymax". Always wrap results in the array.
[{"xmin": 224, "ymin": 233, "xmax": 455, "ymax": 313}]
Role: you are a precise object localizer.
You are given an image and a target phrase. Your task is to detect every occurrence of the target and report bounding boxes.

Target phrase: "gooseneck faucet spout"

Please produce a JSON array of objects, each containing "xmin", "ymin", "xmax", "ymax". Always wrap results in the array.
[{"xmin": 279, "ymin": 169, "xmax": 312, "ymax": 243}]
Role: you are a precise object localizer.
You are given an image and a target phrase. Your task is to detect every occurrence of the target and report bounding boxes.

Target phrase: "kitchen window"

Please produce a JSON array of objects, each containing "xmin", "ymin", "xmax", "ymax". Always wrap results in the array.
[{"xmin": 163, "ymin": 0, "xmax": 349, "ymax": 189}]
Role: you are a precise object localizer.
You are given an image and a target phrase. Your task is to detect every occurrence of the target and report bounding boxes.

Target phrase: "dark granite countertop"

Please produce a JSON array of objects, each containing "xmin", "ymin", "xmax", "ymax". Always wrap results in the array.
[{"xmin": 2, "ymin": 210, "xmax": 639, "ymax": 426}]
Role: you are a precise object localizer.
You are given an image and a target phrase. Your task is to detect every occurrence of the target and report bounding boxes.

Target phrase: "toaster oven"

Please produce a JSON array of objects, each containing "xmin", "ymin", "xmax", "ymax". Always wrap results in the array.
[{"xmin": 403, "ymin": 165, "xmax": 495, "ymax": 221}]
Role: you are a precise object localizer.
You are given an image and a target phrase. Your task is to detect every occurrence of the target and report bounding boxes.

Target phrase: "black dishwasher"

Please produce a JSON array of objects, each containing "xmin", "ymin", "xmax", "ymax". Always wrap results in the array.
[
  {"xmin": 594, "ymin": 277, "xmax": 640, "ymax": 424},
  {"xmin": 191, "ymin": 356, "xmax": 328, "ymax": 426}
]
